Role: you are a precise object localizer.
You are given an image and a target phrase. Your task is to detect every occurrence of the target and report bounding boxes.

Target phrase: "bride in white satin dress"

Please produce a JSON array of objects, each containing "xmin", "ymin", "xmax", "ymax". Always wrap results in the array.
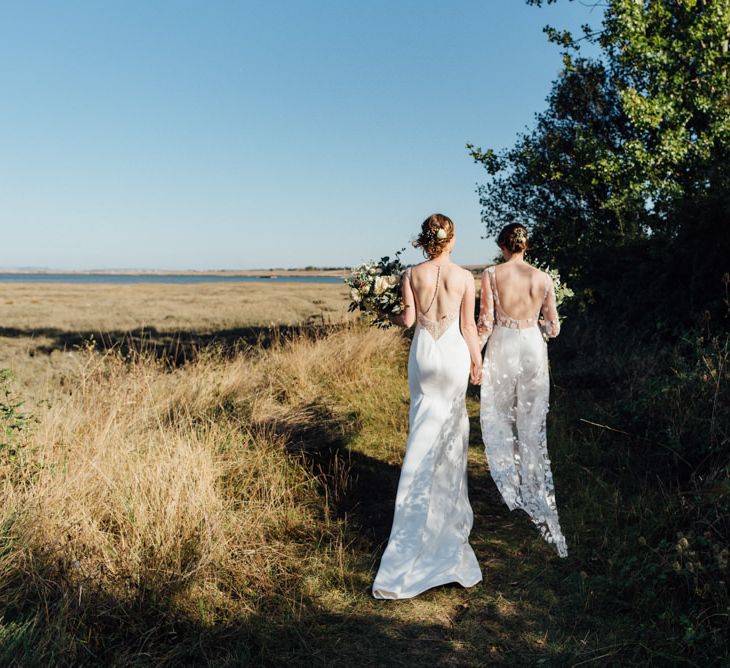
[
  {"xmin": 372, "ymin": 214, "xmax": 484, "ymax": 600},
  {"xmin": 478, "ymin": 224, "xmax": 568, "ymax": 558}
]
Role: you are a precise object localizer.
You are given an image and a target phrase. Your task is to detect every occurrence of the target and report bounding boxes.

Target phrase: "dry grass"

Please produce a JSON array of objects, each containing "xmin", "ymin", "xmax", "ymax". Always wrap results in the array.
[
  {"xmin": 0, "ymin": 281, "xmax": 576, "ymax": 666},
  {"xmin": 0, "ymin": 281, "xmax": 349, "ymax": 333},
  {"xmin": 0, "ymin": 282, "xmax": 406, "ymax": 664},
  {"xmin": 0, "ymin": 282, "xmax": 351, "ymax": 398},
  {"xmin": 3, "ymin": 281, "xmax": 717, "ymax": 666},
  {"xmin": 0, "ymin": 313, "xmax": 406, "ymax": 664}
]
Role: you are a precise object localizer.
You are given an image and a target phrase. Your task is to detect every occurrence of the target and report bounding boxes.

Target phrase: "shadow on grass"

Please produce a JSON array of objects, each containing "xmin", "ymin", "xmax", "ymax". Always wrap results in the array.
[
  {"xmin": 1, "ymin": 577, "xmax": 492, "ymax": 667},
  {"xmin": 0, "ymin": 388, "xmax": 648, "ymax": 667},
  {"xmin": 248, "ymin": 392, "xmax": 615, "ymax": 665},
  {"xmin": 252, "ymin": 401, "xmax": 403, "ymax": 550},
  {"xmin": 1, "ymin": 507, "xmax": 586, "ymax": 667},
  {"xmin": 249, "ymin": 406, "xmax": 612, "ymax": 666},
  {"xmin": 0, "ymin": 322, "xmax": 346, "ymax": 366}
]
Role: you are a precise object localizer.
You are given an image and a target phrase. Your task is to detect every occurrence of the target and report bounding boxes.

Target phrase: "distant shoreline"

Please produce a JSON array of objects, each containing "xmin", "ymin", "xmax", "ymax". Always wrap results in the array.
[
  {"xmin": 0, "ymin": 265, "xmax": 485, "ymax": 277},
  {"xmin": 0, "ymin": 268, "xmax": 348, "ymax": 278}
]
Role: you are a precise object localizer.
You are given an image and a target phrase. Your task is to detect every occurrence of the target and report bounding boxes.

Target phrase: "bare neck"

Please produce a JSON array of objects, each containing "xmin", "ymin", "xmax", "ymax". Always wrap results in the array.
[
  {"xmin": 502, "ymin": 252, "xmax": 526, "ymax": 264},
  {"xmin": 427, "ymin": 252, "xmax": 452, "ymax": 267}
]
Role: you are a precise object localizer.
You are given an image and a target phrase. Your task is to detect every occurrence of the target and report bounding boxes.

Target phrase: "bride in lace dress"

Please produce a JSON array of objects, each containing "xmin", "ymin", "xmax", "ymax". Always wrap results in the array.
[
  {"xmin": 477, "ymin": 224, "xmax": 568, "ymax": 557},
  {"xmin": 372, "ymin": 214, "xmax": 484, "ymax": 599}
]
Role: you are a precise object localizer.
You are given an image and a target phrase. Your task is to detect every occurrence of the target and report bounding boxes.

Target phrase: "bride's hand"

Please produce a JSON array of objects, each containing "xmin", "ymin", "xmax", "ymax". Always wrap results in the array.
[{"xmin": 470, "ymin": 360, "xmax": 483, "ymax": 385}]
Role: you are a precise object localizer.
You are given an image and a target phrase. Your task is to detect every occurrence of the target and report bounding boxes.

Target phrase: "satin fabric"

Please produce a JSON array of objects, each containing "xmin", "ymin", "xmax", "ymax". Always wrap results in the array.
[{"xmin": 372, "ymin": 315, "xmax": 482, "ymax": 599}]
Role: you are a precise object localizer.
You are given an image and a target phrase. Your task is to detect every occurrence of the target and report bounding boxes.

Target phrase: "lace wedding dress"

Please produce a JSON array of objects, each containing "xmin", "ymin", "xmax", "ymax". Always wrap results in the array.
[
  {"xmin": 478, "ymin": 265, "xmax": 568, "ymax": 558},
  {"xmin": 372, "ymin": 267, "xmax": 482, "ymax": 599}
]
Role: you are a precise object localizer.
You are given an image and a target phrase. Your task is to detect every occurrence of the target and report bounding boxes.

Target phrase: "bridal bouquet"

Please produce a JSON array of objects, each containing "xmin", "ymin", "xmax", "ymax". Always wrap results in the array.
[
  {"xmin": 538, "ymin": 263, "xmax": 574, "ymax": 309},
  {"xmin": 527, "ymin": 259, "xmax": 574, "ymax": 340},
  {"xmin": 345, "ymin": 249, "xmax": 406, "ymax": 328}
]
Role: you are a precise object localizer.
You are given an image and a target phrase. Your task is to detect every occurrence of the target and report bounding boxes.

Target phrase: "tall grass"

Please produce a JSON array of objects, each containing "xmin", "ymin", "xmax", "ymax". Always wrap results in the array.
[
  {"xmin": 1, "ymin": 284, "xmax": 727, "ymax": 665},
  {"xmin": 0, "ymin": 324, "xmax": 406, "ymax": 665}
]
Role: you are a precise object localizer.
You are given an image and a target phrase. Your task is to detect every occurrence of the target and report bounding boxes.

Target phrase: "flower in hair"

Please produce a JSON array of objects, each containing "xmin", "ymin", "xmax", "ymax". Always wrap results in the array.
[
  {"xmin": 436, "ymin": 228, "xmax": 448, "ymax": 240},
  {"xmin": 514, "ymin": 229, "xmax": 527, "ymax": 243}
]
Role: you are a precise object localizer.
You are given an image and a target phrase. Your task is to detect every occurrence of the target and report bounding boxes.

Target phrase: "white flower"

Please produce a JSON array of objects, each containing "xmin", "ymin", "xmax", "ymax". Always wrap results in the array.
[
  {"xmin": 436, "ymin": 228, "xmax": 447, "ymax": 240},
  {"xmin": 373, "ymin": 275, "xmax": 398, "ymax": 295},
  {"xmin": 350, "ymin": 288, "xmax": 362, "ymax": 303},
  {"xmin": 373, "ymin": 276, "xmax": 388, "ymax": 295}
]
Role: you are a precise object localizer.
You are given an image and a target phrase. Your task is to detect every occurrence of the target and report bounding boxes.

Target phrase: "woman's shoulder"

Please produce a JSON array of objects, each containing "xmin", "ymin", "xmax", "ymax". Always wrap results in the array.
[
  {"xmin": 447, "ymin": 261, "xmax": 471, "ymax": 273},
  {"xmin": 405, "ymin": 260, "xmax": 428, "ymax": 276},
  {"xmin": 534, "ymin": 266, "xmax": 552, "ymax": 283},
  {"xmin": 443, "ymin": 262, "xmax": 475, "ymax": 282},
  {"xmin": 527, "ymin": 265, "xmax": 553, "ymax": 292},
  {"xmin": 521, "ymin": 261, "xmax": 549, "ymax": 279},
  {"xmin": 409, "ymin": 260, "xmax": 431, "ymax": 271}
]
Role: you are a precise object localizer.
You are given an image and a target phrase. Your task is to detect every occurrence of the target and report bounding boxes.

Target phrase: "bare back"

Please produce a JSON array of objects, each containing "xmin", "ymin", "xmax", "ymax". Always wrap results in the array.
[
  {"xmin": 408, "ymin": 261, "xmax": 466, "ymax": 322},
  {"xmin": 478, "ymin": 260, "xmax": 560, "ymax": 342},
  {"xmin": 493, "ymin": 262, "xmax": 547, "ymax": 321}
]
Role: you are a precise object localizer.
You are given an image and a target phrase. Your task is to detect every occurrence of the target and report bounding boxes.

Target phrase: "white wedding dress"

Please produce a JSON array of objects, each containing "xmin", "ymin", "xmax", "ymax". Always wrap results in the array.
[
  {"xmin": 478, "ymin": 265, "xmax": 568, "ymax": 557},
  {"xmin": 372, "ymin": 267, "xmax": 482, "ymax": 599}
]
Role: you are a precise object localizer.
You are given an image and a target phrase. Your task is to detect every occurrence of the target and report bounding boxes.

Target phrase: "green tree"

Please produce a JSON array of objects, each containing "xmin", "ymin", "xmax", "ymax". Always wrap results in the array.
[{"xmin": 469, "ymin": 0, "xmax": 730, "ymax": 321}]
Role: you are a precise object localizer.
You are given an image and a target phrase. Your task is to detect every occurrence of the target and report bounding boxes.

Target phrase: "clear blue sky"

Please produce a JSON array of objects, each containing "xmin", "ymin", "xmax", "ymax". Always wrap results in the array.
[{"xmin": 1, "ymin": 0, "xmax": 603, "ymax": 271}]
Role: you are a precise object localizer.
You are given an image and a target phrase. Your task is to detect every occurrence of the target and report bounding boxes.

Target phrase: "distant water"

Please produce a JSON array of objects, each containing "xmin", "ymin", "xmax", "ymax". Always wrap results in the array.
[{"xmin": 0, "ymin": 273, "xmax": 344, "ymax": 285}]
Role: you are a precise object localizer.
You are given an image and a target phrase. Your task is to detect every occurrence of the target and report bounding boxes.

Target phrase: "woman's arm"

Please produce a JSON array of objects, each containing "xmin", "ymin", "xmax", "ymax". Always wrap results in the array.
[
  {"xmin": 391, "ymin": 268, "xmax": 416, "ymax": 328},
  {"xmin": 460, "ymin": 270, "xmax": 483, "ymax": 385},
  {"xmin": 540, "ymin": 273, "xmax": 561, "ymax": 338},
  {"xmin": 477, "ymin": 269, "xmax": 494, "ymax": 348}
]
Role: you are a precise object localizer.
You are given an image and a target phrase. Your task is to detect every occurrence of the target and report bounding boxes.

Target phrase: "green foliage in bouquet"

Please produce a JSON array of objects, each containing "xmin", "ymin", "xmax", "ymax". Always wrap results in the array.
[
  {"xmin": 528, "ymin": 258, "xmax": 575, "ymax": 311},
  {"xmin": 345, "ymin": 249, "xmax": 407, "ymax": 328}
]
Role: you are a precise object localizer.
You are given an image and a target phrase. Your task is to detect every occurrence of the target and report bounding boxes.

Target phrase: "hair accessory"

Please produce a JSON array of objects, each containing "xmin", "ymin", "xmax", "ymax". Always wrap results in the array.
[
  {"xmin": 514, "ymin": 228, "xmax": 527, "ymax": 244},
  {"xmin": 436, "ymin": 228, "xmax": 448, "ymax": 240}
]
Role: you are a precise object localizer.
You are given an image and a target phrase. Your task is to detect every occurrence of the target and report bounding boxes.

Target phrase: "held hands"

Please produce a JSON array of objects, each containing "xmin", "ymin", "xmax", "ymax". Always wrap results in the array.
[{"xmin": 469, "ymin": 359, "xmax": 483, "ymax": 385}]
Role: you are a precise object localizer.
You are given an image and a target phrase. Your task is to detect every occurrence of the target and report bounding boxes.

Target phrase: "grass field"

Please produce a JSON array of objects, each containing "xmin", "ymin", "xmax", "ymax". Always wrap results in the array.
[
  {"xmin": 0, "ymin": 282, "xmax": 350, "ymax": 395},
  {"xmin": 0, "ymin": 282, "xmax": 725, "ymax": 666}
]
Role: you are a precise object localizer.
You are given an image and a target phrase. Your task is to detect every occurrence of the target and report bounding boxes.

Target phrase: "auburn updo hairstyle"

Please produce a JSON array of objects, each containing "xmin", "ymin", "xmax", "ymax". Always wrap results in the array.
[
  {"xmin": 412, "ymin": 213, "xmax": 455, "ymax": 258},
  {"xmin": 497, "ymin": 223, "xmax": 529, "ymax": 253}
]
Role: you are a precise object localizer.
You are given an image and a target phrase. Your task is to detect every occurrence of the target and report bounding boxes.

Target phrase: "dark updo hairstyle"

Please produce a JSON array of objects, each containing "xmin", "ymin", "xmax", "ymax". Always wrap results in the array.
[
  {"xmin": 497, "ymin": 223, "xmax": 529, "ymax": 253},
  {"xmin": 412, "ymin": 213, "xmax": 455, "ymax": 258}
]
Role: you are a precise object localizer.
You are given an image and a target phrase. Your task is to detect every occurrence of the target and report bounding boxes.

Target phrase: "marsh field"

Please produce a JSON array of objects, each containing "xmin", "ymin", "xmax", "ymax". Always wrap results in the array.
[{"xmin": 0, "ymin": 281, "xmax": 727, "ymax": 667}]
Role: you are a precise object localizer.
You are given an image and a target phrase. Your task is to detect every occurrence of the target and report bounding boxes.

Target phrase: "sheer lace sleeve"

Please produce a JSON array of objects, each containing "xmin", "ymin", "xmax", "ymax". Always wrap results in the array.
[
  {"xmin": 477, "ymin": 268, "xmax": 494, "ymax": 347},
  {"xmin": 540, "ymin": 273, "xmax": 560, "ymax": 338}
]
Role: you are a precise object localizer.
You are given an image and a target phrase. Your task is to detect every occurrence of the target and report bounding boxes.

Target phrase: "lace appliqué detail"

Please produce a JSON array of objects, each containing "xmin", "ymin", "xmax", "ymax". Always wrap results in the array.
[
  {"xmin": 477, "ymin": 313, "xmax": 493, "ymax": 348},
  {"xmin": 495, "ymin": 312, "xmax": 539, "ymax": 329},
  {"xmin": 539, "ymin": 319, "xmax": 560, "ymax": 338},
  {"xmin": 417, "ymin": 311, "xmax": 459, "ymax": 340},
  {"xmin": 480, "ymin": 353, "xmax": 568, "ymax": 558},
  {"xmin": 477, "ymin": 313, "xmax": 493, "ymax": 334}
]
